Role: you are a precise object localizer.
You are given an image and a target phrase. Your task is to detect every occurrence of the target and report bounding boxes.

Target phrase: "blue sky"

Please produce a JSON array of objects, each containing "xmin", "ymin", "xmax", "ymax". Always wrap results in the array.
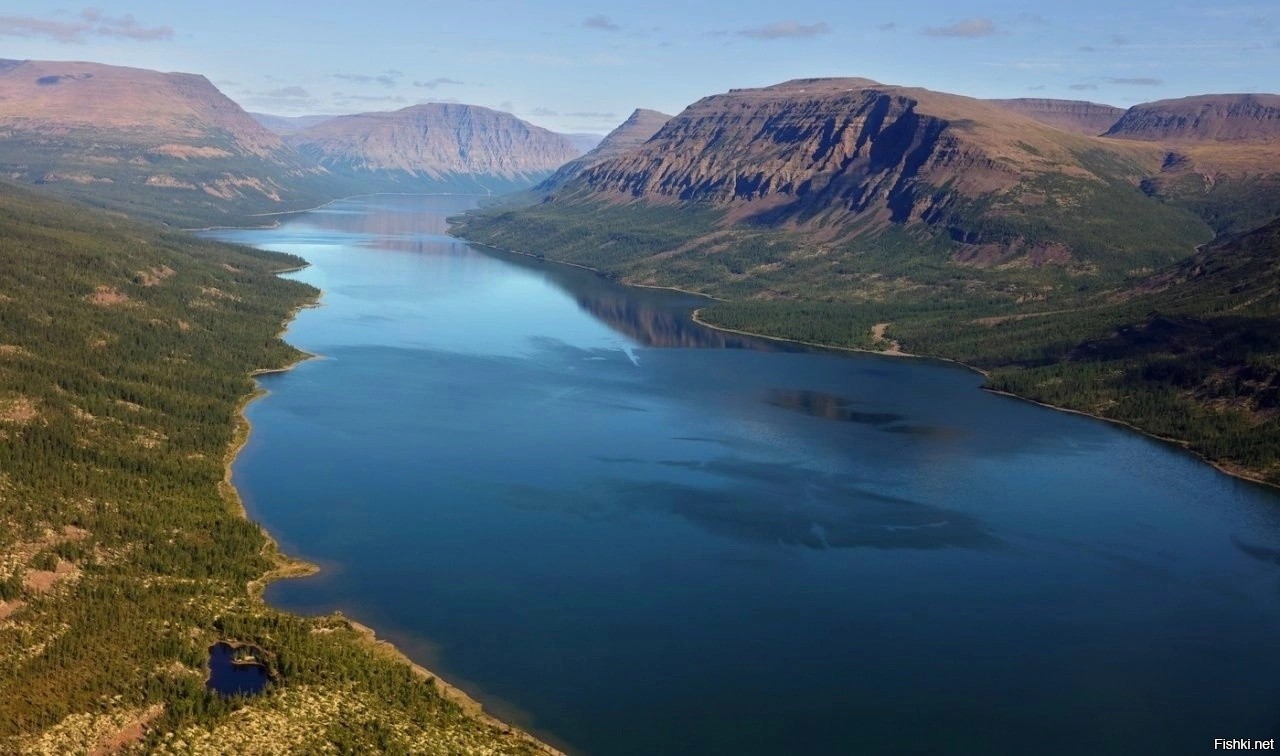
[{"xmin": 2, "ymin": 2, "xmax": 1277, "ymax": 133}]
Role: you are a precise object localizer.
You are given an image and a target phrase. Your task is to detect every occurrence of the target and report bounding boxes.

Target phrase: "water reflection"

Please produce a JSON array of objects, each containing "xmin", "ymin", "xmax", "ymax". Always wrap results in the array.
[{"xmin": 473, "ymin": 245, "xmax": 794, "ymax": 350}]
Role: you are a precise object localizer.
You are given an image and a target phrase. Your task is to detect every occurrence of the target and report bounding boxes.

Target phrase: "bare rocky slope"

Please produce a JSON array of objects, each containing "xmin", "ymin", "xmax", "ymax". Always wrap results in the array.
[
  {"xmin": 0, "ymin": 59, "xmax": 327, "ymax": 225},
  {"xmin": 286, "ymin": 104, "xmax": 582, "ymax": 194},
  {"xmin": 987, "ymin": 98, "xmax": 1124, "ymax": 135},
  {"xmin": 541, "ymin": 109, "xmax": 672, "ymax": 190},
  {"xmin": 490, "ymin": 79, "xmax": 1280, "ymax": 267},
  {"xmin": 550, "ymin": 78, "xmax": 1197, "ymax": 268},
  {"xmin": 1105, "ymin": 94, "xmax": 1280, "ymax": 142}
]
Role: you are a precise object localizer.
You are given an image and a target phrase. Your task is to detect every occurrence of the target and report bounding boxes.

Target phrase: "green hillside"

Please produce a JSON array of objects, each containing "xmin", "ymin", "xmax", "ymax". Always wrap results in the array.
[{"xmin": 0, "ymin": 182, "xmax": 550, "ymax": 753}]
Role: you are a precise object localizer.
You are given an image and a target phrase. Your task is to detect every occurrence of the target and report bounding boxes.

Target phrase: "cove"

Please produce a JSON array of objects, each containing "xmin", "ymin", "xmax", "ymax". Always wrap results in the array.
[{"xmin": 205, "ymin": 195, "xmax": 1280, "ymax": 755}]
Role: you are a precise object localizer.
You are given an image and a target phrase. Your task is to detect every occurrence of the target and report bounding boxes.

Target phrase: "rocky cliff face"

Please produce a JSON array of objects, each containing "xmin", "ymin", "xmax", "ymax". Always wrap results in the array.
[
  {"xmin": 0, "ymin": 59, "xmax": 325, "ymax": 224},
  {"xmin": 565, "ymin": 78, "xmax": 1136, "ymax": 231},
  {"xmin": 987, "ymin": 98, "xmax": 1123, "ymax": 136},
  {"xmin": 286, "ymin": 104, "xmax": 581, "ymax": 190},
  {"xmin": 541, "ymin": 109, "xmax": 672, "ymax": 189},
  {"xmin": 1105, "ymin": 94, "xmax": 1280, "ymax": 142}
]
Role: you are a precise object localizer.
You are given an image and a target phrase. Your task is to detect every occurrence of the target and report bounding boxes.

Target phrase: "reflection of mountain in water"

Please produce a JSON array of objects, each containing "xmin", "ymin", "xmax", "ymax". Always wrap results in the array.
[
  {"xmin": 472, "ymin": 245, "xmax": 797, "ymax": 350},
  {"xmin": 303, "ymin": 195, "xmax": 479, "ymax": 248},
  {"xmin": 309, "ymin": 195, "xmax": 798, "ymax": 350},
  {"xmin": 570, "ymin": 290, "xmax": 794, "ymax": 350}
]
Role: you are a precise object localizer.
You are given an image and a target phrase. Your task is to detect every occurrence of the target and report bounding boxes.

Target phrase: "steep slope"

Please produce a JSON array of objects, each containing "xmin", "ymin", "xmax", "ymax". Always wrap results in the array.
[
  {"xmin": 286, "ymin": 104, "xmax": 582, "ymax": 193},
  {"xmin": 465, "ymin": 78, "xmax": 1209, "ymax": 277},
  {"xmin": 0, "ymin": 59, "xmax": 328, "ymax": 226},
  {"xmin": 1105, "ymin": 95, "xmax": 1280, "ymax": 234},
  {"xmin": 1105, "ymin": 94, "xmax": 1280, "ymax": 142},
  {"xmin": 987, "ymin": 98, "xmax": 1123, "ymax": 135},
  {"xmin": 541, "ymin": 109, "xmax": 672, "ymax": 189}
]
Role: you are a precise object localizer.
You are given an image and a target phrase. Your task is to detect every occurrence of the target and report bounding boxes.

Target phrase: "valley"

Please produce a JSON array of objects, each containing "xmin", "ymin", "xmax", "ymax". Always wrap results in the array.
[{"xmin": 0, "ymin": 34, "xmax": 1277, "ymax": 755}]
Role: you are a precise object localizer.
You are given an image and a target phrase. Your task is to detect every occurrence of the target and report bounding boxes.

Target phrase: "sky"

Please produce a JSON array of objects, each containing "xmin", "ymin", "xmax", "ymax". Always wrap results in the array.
[{"xmin": 1, "ymin": 2, "xmax": 1277, "ymax": 134}]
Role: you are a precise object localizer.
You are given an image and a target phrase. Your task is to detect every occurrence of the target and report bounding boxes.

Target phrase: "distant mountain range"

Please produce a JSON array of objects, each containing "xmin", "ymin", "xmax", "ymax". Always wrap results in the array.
[
  {"xmin": 0, "ymin": 59, "xmax": 588, "ymax": 225},
  {"xmin": 249, "ymin": 112, "xmax": 341, "ymax": 134},
  {"xmin": 283, "ymin": 103, "xmax": 581, "ymax": 195},
  {"xmin": 0, "ymin": 58, "xmax": 328, "ymax": 225}
]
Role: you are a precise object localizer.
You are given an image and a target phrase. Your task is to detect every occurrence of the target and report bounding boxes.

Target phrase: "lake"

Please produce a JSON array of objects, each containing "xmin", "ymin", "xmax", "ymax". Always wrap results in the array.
[{"xmin": 206, "ymin": 195, "xmax": 1280, "ymax": 755}]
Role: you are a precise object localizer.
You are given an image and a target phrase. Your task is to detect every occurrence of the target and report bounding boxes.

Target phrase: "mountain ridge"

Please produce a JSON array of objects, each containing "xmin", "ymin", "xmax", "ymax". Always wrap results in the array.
[{"xmin": 285, "ymin": 103, "xmax": 582, "ymax": 193}]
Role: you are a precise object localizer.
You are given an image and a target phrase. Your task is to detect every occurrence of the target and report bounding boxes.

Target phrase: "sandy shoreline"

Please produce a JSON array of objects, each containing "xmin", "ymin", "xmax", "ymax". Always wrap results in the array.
[{"xmin": 221, "ymin": 253, "xmax": 562, "ymax": 752}]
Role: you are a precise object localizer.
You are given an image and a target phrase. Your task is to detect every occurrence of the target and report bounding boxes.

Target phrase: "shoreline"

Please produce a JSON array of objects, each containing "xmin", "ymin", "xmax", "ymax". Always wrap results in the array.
[
  {"xmin": 456, "ymin": 231, "xmax": 1277, "ymax": 492},
  {"xmin": 689, "ymin": 307, "xmax": 1279, "ymax": 492},
  {"xmin": 221, "ymin": 246, "xmax": 561, "ymax": 752},
  {"xmin": 183, "ymin": 191, "xmax": 495, "ymax": 233}
]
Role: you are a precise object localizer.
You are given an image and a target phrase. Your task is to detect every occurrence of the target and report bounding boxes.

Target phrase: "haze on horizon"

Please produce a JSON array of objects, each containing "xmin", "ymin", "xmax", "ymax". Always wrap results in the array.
[{"xmin": 1, "ymin": 1, "xmax": 1276, "ymax": 134}]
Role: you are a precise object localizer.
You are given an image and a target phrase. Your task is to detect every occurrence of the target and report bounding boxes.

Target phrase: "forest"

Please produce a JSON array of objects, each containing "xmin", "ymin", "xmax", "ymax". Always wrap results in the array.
[{"xmin": 0, "ymin": 182, "xmax": 550, "ymax": 753}]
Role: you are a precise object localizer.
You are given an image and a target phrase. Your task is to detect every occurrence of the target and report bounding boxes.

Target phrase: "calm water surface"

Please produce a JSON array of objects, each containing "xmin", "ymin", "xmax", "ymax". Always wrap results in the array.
[
  {"xmin": 207, "ymin": 643, "xmax": 269, "ymax": 697},
  {"xmin": 207, "ymin": 196, "xmax": 1280, "ymax": 755}
]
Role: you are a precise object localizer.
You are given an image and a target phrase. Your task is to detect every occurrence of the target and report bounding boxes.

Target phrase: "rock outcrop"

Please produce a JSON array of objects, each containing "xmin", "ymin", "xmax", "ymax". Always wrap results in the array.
[
  {"xmin": 541, "ymin": 109, "xmax": 672, "ymax": 189},
  {"xmin": 1105, "ymin": 94, "xmax": 1280, "ymax": 142},
  {"xmin": 565, "ymin": 78, "xmax": 1152, "ymax": 231}
]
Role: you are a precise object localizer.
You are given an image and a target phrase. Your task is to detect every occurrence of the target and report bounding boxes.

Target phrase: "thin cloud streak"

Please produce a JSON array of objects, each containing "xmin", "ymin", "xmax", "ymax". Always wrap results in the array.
[
  {"xmin": 583, "ymin": 15, "xmax": 619, "ymax": 32},
  {"xmin": 738, "ymin": 21, "xmax": 832, "ymax": 40},
  {"xmin": 924, "ymin": 18, "xmax": 996, "ymax": 38},
  {"xmin": 0, "ymin": 8, "xmax": 172, "ymax": 43}
]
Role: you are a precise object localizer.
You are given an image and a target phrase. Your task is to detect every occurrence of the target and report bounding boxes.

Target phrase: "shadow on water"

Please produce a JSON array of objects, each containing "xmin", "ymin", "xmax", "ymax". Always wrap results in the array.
[
  {"xmin": 513, "ymin": 456, "xmax": 1004, "ymax": 551},
  {"xmin": 206, "ymin": 642, "xmax": 270, "ymax": 697}
]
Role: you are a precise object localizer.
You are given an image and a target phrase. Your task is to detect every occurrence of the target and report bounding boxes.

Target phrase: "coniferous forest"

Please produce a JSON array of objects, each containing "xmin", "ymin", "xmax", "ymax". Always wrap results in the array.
[{"xmin": 0, "ymin": 182, "xmax": 550, "ymax": 754}]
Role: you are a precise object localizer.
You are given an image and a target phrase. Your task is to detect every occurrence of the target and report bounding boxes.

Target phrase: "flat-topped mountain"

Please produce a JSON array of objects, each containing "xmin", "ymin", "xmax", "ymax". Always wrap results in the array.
[
  {"xmin": 555, "ymin": 78, "xmax": 1191, "ymax": 266},
  {"xmin": 452, "ymin": 77, "xmax": 1280, "ymax": 484},
  {"xmin": 0, "ymin": 59, "xmax": 284, "ymax": 156},
  {"xmin": 1105, "ymin": 94, "xmax": 1280, "ymax": 142},
  {"xmin": 286, "ymin": 104, "xmax": 582, "ymax": 193},
  {"xmin": 0, "ymin": 59, "xmax": 326, "ymax": 225},
  {"xmin": 541, "ymin": 108, "xmax": 672, "ymax": 190},
  {"xmin": 469, "ymin": 78, "xmax": 1280, "ymax": 272},
  {"xmin": 987, "ymin": 98, "xmax": 1124, "ymax": 135}
]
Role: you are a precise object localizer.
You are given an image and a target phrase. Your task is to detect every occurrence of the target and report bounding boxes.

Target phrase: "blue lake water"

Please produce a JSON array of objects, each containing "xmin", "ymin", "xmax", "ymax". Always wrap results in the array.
[
  {"xmin": 207, "ymin": 195, "xmax": 1280, "ymax": 755},
  {"xmin": 207, "ymin": 642, "xmax": 269, "ymax": 697}
]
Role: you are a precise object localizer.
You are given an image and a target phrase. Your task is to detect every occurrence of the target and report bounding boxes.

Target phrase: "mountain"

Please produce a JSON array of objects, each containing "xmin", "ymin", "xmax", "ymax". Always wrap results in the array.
[
  {"xmin": 987, "ymin": 98, "xmax": 1124, "ymax": 135},
  {"xmin": 1105, "ymin": 94, "xmax": 1280, "ymax": 142},
  {"xmin": 250, "ymin": 112, "xmax": 340, "ymax": 134},
  {"xmin": 1104, "ymin": 95, "xmax": 1280, "ymax": 234},
  {"xmin": 541, "ymin": 108, "xmax": 672, "ymax": 190},
  {"xmin": 563, "ymin": 132, "xmax": 606, "ymax": 153},
  {"xmin": 451, "ymin": 76, "xmax": 1280, "ymax": 483},
  {"xmin": 285, "ymin": 104, "xmax": 583, "ymax": 194},
  {"xmin": 0, "ymin": 59, "xmax": 328, "ymax": 226},
  {"xmin": 469, "ymin": 77, "xmax": 1213, "ymax": 276}
]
